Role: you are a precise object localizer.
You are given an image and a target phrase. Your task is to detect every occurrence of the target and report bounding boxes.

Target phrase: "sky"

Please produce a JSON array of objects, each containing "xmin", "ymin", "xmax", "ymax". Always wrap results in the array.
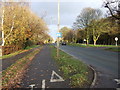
[{"xmin": 30, "ymin": 0, "xmax": 107, "ymax": 40}]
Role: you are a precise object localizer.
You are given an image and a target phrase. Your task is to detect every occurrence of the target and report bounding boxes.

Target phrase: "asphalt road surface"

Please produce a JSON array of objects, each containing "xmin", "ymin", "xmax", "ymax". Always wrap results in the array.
[
  {"xmin": 58, "ymin": 45, "xmax": 119, "ymax": 88},
  {"xmin": 2, "ymin": 47, "xmax": 40, "ymax": 71},
  {"xmin": 2, "ymin": 49, "xmax": 33, "ymax": 71}
]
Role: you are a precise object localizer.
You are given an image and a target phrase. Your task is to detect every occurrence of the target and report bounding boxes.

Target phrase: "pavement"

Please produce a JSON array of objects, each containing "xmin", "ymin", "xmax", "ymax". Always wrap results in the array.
[
  {"xmin": 20, "ymin": 45, "xmax": 70, "ymax": 88},
  {"xmin": 2, "ymin": 48, "xmax": 37, "ymax": 71},
  {"xmin": 58, "ymin": 45, "xmax": 119, "ymax": 88}
]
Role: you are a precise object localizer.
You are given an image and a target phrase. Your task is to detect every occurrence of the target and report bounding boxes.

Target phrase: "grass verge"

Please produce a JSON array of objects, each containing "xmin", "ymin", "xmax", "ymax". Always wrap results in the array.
[
  {"xmin": 68, "ymin": 43, "xmax": 120, "ymax": 52},
  {"xmin": 0, "ymin": 45, "xmax": 40, "ymax": 59},
  {"xmin": 2, "ymin": 47, "xmax": 42, "ymax": 88},
  {"xmin": 50, "ymin": 45, "xmax": 93, "ymax": 88},
  {"xmin": 69, "ymin": 43, "xmax": 119, "ymax": 47},
  {"xmin": 104, "ymin": 47, "xmax": 120, "ymax": 52}
]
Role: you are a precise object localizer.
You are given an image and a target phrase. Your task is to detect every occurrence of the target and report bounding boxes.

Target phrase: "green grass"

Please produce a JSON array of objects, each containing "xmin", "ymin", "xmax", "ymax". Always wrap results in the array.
[
  {"xmin": 0, "ymin": 50, "xmax": 25, "ymax": 59},
  {"xmin": 68, "ymin": 43, "xmax": 120, "ymax": 52},
  {"xmin": 24, "ymin": 45, "xmax": 40, "ymax": 50},
  {"xmin": 69, "ymin": 43, "xmax": 119, "ymax": 48},
  {"xmin": 86, "ymin": 44, "xmax": 119, "ymax": 47},
  {"xmin": 0, "ymin": 45, "xmax": 40, "ymax": 59},
  {"xmin": 105, "ymin": 47, "xmax": 120, "ymax": 52},
  {"xmin": 2, "ymin": 47, "xmax": 42, "ymax": 88},
  {"xmin": 50, "ymin": 45, "xmax": 92, "ymax": 88}
]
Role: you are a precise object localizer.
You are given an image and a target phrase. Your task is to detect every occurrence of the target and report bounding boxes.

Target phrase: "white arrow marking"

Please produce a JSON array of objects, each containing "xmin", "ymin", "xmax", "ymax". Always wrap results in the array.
[
  {"xmin": 114, "ymin": 79, "xmax": 120, "ymax": 84},
  {"xmin": 29, "ymin": 84, "xmax": 35, "ymax": 90},
  {"xmin": 42, "ymin": 79, "xmax": 45, "ymax": 90},
  {"xmin": 50, "ymin": 70, "xmax": 64, "ymax": 82}
]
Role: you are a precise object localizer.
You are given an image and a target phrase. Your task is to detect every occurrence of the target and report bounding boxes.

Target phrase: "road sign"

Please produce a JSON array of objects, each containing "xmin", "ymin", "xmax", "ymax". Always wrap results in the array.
[
  {"xmin": 115, "ymin": 37, "xmax": 118, "ymax": 41},
  {"xmin": 50, "ymin": 70, "xmax": 64, "ymax": 82},
  {"xmin": 115, "ymin": 37, "xmax": 118, "ymax": 46},
  {"xmin": 57, "ymin": 32, "xmax": 62, "ymax": 37},
  {"xmin": 84, "ymin": 39, "xmax": 86, "ymax": 41}
]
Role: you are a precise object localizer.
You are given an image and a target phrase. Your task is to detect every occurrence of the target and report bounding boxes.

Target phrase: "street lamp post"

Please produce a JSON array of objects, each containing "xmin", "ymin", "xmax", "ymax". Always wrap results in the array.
[
  {"xmin": 115, "ymin": 37, "xmax": 118, "ymax": 46},
  {"xmin": 57, "ymin": 0, "xmax": 60, "ymax": 57}
]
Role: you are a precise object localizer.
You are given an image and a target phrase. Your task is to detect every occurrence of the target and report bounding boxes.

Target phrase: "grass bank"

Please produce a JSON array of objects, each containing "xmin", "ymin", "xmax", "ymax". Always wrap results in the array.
[
  {"xmin": 104, "ymin": 47, "xmax": 120, "ymax": 52},
  {"xmin": 2, "ymin": 47, "xmax": 42, "ymax": 88},
  {"xmin": 50, "ymin": 46, "xmax": 93, "ymax": 88},
  {"xmin": 68, "ymin": 43, "xmax": 120, "ymax": 52},
  {"xmin": 0, "ymin": 45, "xmax": 40, "ymax": 59}
]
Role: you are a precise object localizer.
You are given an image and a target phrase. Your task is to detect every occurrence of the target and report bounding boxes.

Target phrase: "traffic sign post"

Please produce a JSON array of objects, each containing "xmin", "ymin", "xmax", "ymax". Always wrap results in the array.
[
  {"xmin": 57, "ymin": 33, "xmax": 62, "ymax": 37},
  {"xmin": 115, "ymin": 37, "xmax": 118, "ymax": 46}
]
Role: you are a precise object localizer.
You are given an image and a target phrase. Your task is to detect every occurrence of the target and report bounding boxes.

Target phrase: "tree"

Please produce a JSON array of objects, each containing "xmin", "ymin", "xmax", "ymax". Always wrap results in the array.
[
  {"xmin": 73, "ymin": 8, "xmax": 102, "ymax": 44},
  {"xmin": 89, "ymin": 18, "xmax": 110, "ymax": 45},
  {"xmin": 103, "ymin": 0, "xmax": 120, "ymax": 20},
  {"xmin": 60, "ymin": 27, "xmax": 71, "ymax": 42},
  {"xmin": 1, "ymin": 1, "xmax": 49, "ymax": 49}
]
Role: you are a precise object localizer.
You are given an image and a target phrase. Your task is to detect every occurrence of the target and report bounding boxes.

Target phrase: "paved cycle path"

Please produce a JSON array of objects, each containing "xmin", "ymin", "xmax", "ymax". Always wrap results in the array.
[
  {"xmin": 2, "ymin": 47, "xmax": 40, "ymax": 71},
  {"xmin": 20, "ymin": 46, "xmax": 70, "ymax": 88}
]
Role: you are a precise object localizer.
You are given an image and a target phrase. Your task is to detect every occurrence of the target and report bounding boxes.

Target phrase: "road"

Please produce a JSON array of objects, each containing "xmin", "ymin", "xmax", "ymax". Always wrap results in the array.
[{"xmin": 58, "ymin": 45, "xmax": 119, "ymax": 88}]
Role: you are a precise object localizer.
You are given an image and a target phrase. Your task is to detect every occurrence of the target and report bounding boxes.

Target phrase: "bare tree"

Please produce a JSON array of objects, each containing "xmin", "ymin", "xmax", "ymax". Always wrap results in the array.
[
  {"xmin": 103, "ymin": 0, "xmax": 120, "ymax": 20},
  {"xmin": 73, "ymin": 8, "xmax": 102, "ymax": 44}
]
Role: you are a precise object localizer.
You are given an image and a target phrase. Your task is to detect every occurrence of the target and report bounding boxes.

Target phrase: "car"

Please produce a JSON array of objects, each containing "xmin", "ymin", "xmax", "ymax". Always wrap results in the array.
[{"xmin": 61, "ymin": 42, "xmax": 66, "ymax": 45}]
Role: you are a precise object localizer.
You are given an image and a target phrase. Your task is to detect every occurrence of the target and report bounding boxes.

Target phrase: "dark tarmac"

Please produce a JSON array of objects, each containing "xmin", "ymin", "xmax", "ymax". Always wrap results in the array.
[{"xmin": 20, "ymin": 46, "xmax": 70, "ymax": 88}]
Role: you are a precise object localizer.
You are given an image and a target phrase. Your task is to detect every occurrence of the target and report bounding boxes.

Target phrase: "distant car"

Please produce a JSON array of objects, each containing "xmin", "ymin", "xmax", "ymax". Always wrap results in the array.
[{"xmin": 61, "ymin": 42, "xmax": 66, "ymax": 45}]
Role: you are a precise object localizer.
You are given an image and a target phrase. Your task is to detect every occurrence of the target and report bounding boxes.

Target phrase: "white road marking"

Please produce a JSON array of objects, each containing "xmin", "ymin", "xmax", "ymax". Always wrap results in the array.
[
  {"xmin": 50, "ymin": 70, "xmax": 64, "ymax": 82},
  {"xmin": 29, "ymin": 84, "xmax": 35, "ymax": 90},
  {"xmin": 42, "ymin": 79, "xmax": 45, "ymax": 90},
  {"xmin": 114, "ymin": 79, "xmax": 120, "ymax": 84}
]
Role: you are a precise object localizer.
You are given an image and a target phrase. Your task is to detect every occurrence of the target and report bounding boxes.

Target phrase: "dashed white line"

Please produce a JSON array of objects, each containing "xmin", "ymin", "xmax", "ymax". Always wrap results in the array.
[{"xmin": 42, "ymin": 79, "xmax": 45, "ymax": 90}]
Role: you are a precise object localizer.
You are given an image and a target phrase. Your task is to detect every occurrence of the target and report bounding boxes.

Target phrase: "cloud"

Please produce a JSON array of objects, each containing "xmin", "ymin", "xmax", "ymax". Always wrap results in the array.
[{"xmin": 31, "ymin": 1, "xmax": 106, "ymax": 26}]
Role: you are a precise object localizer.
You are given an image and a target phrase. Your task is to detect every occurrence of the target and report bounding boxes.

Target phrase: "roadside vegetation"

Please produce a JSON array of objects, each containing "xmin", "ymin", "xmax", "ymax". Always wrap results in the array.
[
  {"xmin": 50, "ymin": 46, "xmax": 93, "ymax": 88},
  {"xmin": 2, "ymin": 47, "xmax": 42, "ymax": 88},
  {"xmin": 0, "ymin": 45, "xmax": 40, "ymax": 59},
  {"xmin": 68, "ymin": 43, "xmax": 120, "ymax": 52},
  {"xmin": 60, "ymin": 0, "xmax": 120, "ymax": 47},
  {"xmin": 0, "ymin": 1, "xmax": 52, "ymax": 55},
  {"xmin": 104, "ymin": 47, "xmax": 120, "ymax": 52}
]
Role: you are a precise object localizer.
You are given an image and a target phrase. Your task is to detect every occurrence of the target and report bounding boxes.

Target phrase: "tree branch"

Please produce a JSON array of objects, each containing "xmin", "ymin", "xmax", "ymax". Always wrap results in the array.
[{"xmin": 5, "ymin": 15, "xmax": 16, "ymax": 40}]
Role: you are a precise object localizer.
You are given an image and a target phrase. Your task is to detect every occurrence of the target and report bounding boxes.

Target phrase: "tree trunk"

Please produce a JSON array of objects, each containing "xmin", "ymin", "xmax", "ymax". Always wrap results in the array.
[
  {"xmin": 86, "ymin": 38, "xmax": 89, "ymax": 45},
  {"xmin": 1, "ymin": 3, "xmax": 4, "ymax": 46},
  {"xmin": 94, "ymin": 40, "xmax": 97, "ymax": 46}
]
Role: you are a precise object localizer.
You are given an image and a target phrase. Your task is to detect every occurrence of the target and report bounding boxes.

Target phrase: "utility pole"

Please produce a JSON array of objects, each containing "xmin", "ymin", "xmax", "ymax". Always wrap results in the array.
[
  {"xmin": 1, "ymin": 0, "xmax": 5, "ymax": 46},
  {"xmin": 57, "ymin": 0, "xmax": 60, "ymax": 57}
]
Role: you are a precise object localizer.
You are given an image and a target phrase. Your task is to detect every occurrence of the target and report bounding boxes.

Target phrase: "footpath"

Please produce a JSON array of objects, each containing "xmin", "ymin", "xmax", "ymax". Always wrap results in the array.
[
  {"xmin": 20, "ymin": 45, "xmax": 71, "ymax": 88},
  {"xmin": 2, "ymin": 47, "xmax": 39, "ymax": 71}
]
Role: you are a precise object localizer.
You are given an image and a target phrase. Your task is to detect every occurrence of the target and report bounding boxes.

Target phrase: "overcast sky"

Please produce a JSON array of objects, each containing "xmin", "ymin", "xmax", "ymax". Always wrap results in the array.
[{"xmin": 30, "ymin": 0, "xmax": 107, "ymax": 40}]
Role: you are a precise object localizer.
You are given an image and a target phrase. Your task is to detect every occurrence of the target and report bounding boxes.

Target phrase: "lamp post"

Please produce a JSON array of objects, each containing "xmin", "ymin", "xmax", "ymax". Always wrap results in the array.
[
  {"xmin": 115, "ymin": 37, "xmax": 118, "ymax": 46},
  {"xmin": 57, "ymin": 0, "xmax": 60, "ymax": 57}
]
